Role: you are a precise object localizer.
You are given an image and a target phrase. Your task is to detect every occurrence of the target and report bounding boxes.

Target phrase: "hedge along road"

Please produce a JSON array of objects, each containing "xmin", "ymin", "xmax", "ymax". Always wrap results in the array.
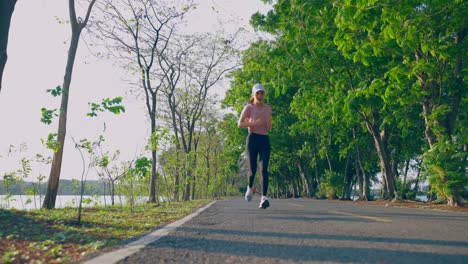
[{"xmin": 84, "ymin": 197, "xmax": 468, "ymax": 264}]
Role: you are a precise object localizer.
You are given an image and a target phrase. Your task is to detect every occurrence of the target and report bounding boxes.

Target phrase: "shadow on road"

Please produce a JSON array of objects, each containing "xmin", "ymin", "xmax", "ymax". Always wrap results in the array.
[
  {"xmin": 145, "ymin": 232, "xmax": 467, "ymax": 263},
  {"xmin": 177, "ymin": 226, "xmax": 468, "ymax": 247}
]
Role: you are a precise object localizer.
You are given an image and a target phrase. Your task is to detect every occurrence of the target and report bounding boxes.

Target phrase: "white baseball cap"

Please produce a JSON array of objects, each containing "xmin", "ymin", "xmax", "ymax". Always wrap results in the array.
[{"xmin": 252, "ymin": 83, "xmax": 265, "ymax": 94}]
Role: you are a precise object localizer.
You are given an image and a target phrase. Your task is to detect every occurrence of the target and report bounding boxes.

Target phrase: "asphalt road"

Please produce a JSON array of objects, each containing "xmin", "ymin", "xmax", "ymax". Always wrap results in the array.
[{"xmin": 107, "ymin": 197, "xmax": 467, "ymax": 263}]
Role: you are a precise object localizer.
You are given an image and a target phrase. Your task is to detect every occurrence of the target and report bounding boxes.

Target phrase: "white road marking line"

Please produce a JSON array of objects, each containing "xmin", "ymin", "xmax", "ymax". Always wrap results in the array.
[
  {"xmin": 332, "ymin": 211, "xmax": 392, "ymax": 223},
  {"xmin": 288, "ymin": 202, "xmax": 305, "ymax": 207},
  {"xmin": 83, "ymin": 201, "xmax": 216, "ymax": 264}
]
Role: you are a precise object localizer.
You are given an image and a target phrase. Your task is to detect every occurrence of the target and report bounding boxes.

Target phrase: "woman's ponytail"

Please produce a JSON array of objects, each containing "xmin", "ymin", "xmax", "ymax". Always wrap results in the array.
[{"xmin": 248, "ymin": 95, "xmax": 255, "ymax": 104}]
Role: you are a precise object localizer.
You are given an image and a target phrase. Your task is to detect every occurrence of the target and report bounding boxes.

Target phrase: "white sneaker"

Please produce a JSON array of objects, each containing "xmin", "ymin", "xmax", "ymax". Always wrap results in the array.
[
  {"xmin": 259, "ymin": 196, "xmax": 269, "ymax": 209},
  {"xmin": 245, "ymin": 186, "xmax": 253, "ymax": 202}
]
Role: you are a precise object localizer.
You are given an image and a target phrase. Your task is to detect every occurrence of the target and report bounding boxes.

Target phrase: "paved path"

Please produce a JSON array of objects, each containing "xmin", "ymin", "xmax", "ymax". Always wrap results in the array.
[{"xmin": 86, "ymin": 197, "xmax": 468, "ymax": 263}]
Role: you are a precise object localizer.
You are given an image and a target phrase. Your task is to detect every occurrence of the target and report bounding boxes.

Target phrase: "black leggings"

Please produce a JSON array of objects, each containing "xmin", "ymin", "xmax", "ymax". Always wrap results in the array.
[{"xmin": 246, "ymin": 133, "xmax": 271, "ymax": 196}]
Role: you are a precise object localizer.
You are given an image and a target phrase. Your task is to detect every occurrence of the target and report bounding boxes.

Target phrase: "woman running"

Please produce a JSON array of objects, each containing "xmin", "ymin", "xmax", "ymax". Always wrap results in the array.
[{"xmin": 237, "ymin": 83, "xmax": 272, "ymax": 209}]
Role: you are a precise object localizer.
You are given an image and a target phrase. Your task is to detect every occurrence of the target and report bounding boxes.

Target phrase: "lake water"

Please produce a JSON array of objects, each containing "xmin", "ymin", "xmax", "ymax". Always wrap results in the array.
[
  {"xmin": 1, "ymin": 195, "xmax": 429, "ymax": 210},
  {"xmin": 0, "ymin": 195, "xmax": 140, "ymax": 210}
]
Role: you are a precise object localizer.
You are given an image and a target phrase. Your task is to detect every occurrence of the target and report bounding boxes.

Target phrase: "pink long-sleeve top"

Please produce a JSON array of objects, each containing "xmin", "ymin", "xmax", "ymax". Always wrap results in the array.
[{"xmin": 239, "ymin": 103, "xmax": 272, "ymax": 135}]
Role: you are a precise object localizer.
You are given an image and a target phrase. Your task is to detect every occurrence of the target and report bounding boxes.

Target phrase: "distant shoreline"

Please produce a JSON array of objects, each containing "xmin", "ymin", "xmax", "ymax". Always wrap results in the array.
[{"xmin": 0, "ymin": 179, "xmax": 107, "ymax": 195}]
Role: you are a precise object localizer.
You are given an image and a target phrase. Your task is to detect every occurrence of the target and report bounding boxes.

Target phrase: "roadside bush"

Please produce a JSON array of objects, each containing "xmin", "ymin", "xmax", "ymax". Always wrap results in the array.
[{"xmin": 423, "ymin": 140, "xmax": 467, "ymax": 206}]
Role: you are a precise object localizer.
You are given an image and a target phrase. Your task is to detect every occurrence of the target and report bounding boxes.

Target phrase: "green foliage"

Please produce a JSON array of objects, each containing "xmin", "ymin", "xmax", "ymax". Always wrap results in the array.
[
  {"xmin": 40, "ymin": 108, "xmax": 58, "ymax": 125},
  {"xmin": 0, "ymin": 200, "xmax": 211, "ymax": 263},
  {"xmin": 221, "ymin": 0, "xmax": 466, "ymax": 202},
  {"xmin": 147, "ymin": 127, "xmax": 170, "ymax": 152},
  {"xmin": 17, "ymin": 158, "xmax": 32, "ymax": 180},
  {"xmin": 87, "ymin": 97, "xmax": 125, "ymax": 117},
  {"xmin": 423, "ymin": 140, "xmax": 467, "ymax": 202},
  {"xmin": 317, "ymin": 170, "xmax": 344, "ymax": 199},
  {"xmin": 395, "ymin": 177, "xmax": 414, "ymax": 200},
  {"xmin": 2, "ymin": 173, "xmax": 18, "ymax": 192},
  {"xmin": 40, "ymin": 133, "xmax": 61, "ymax": 152},
  {"xmin": 46, "ymin": 86, "xmax": 62, "ymax": 97},
  {"xmin": 2, "ymin": 245, "xmax": 20, "ymax": 263},
  {"xmin": 133, "ymin": 157, "xmax": 152, "ymax": 179},
  {"xmin": 41, "ymin": 86, "xmax": 62, "ymax": 125},
  {"xmin": 98, "ymin": 155, "xmax": 110, "ymax": 168},
  {"xmin": 76, "ymin": 138, "xmax": 94, "ymax": 154}
]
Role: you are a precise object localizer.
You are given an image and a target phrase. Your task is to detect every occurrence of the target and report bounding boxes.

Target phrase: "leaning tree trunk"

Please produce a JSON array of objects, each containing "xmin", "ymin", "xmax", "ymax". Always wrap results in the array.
[
  {"xmin": 297, "ymin": 160, "xmax": 311, "ymax": 197},
  {"xmin": 42, "ymin": 0, "xmax": 96, "ymax": 209},
  {"xmin": 42, "ymin": 33, "xmax": 80, "ymax": 209},
  {"xmin": 0, "ymin": 0, "xmax": 17, "ymax": 93},
  {"xmin": 365, "ymin": 120, "xmax": 396, "ymax": 200}
]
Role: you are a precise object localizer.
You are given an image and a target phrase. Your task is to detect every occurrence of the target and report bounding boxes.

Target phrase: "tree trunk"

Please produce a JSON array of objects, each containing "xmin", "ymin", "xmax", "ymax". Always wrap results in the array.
[
  {"xmin": 297, "ymin": 160, "xmax": 311, "ymax": 197},
  {"xmin": 191, "ymin": 148, "xmax": 198, "ymax": 200},
  {"xmin": 173, "ymin": 170, "xmax": 180, "ymax": 201},
  {"xmin": 289, "ymin": 170, "xmax": 299, "ymax": 198},
  {"xmin": 403, "ymin": 159, "xmax": 410, "ymax": 186},
  {"xmin": 173, "ymin": 149, "xmax": 181, "ymax": 201},
  {"xmin": 148, "ymin": 148, "xmax": 157, "ymax": 203},
  {"xmin": 205, "ymin": 154, "xmax": 211, "ymax": 191},
  {"xmin": 184, "ymin": 176, "xmax": 191, "ymax": 201},
  {"xmin": 365, "ymin": 120, "xmax": 396, "ymax": 200},
  {"xmin": 356, "ymin": 158, "xmax": 363, "ymax": 199},
  {"xmin": 325, "ymin": 151, "xmax": 333, "ymax": 171},
  {"xmin": 341, "ymin": 155, "xmax": 352, "ymax": 200},
  {"xmin": 110, "ymin": 181, "xmax": 115, "ymax": 205},
  {"xmin": 402, "ymin": 159, "xmax": 410, "ymax": 199},
  {"xmin": 191, "ymin": 178, "xmax": 196, "ymax": 200},
  {"xmin": 279, "ymin": 170, "xmax": 297, "ymax": 198},
  {"xmin": 447, "ymin": 29, "xmax": 465, "ymax": 138},
  {"xmin": 42, "ymin": 0, "xmax": 96, "ymax": 209},
  {"xmin": 444, "ymin": 29, "xmax": 465, "ymax": 207},
  {"xmin": 0, "ymin": 0, "xmax": 17, "ymax": 93},
  {"xmin": 148, "ymin": 94, "xmax": 158, "ymax": 203},
  {"xmin": 413, "ymin": 162, "xmax": 421, "ymax": 197},
  {"xmin": 447, "ymin": 195, "xmax": 462, "ymax": 207},
  {"xmin": 42, "ymin": 33, "xmax": 80, "ymax": 209},
  {"xmin": 103, "ymin": 181, "xmax": 106, "ymax": 206},
  {"xmin": 356, "ymin": 146, "xmax": 371, "ymax": 201},
  {"xmin": 312, "ymin": 145, "xmax": 320, "ymax": 192}
]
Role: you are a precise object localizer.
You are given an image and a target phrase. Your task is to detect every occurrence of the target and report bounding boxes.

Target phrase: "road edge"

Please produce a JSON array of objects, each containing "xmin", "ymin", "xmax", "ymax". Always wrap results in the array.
[{"xmin": 82, "ymin": 201, "xmax": 217, "ymax": 264}]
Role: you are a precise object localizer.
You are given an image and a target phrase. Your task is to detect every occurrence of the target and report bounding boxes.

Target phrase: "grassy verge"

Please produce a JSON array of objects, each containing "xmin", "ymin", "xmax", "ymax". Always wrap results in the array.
[{"xmin": 0, "ymin": 199, "xmax": 213, "ymax": 263}]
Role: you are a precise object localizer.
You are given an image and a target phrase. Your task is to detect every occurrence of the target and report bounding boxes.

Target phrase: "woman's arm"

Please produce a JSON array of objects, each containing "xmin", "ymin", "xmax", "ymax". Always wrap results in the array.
[
  {"xmin": 267, "ymin": 106, "xmax": 272, "ymax": 131},
  {"xmin": 238, "ymin": 105, "xmax": 251, "ymax": 128},
  {"xmin": 238, "ymin": 117, "xmax": 250, "ymax": 128}
]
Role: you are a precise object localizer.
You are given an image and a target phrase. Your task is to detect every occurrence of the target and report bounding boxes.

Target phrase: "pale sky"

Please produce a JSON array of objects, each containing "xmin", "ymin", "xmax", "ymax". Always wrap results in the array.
[{"xmin": 0, "ymin": 0, "xmax": 271, "ymax": 181}]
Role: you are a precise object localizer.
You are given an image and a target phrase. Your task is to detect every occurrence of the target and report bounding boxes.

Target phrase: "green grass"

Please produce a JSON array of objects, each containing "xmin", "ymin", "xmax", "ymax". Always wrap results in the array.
[{"xmin": 0, "ymin": 199, "xmax": 212, "ymax": 263}]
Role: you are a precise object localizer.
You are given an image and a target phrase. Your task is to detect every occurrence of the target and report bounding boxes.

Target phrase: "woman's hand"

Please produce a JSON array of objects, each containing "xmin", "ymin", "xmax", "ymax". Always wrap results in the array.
[{"xmin": 248, "ymin": 118, "xmax": 263, "ymax": 127}]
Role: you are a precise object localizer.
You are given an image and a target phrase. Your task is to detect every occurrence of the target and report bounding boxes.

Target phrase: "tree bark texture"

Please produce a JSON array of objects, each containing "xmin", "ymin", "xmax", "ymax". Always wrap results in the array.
[
  {"xmin": 42, "ymin": 33, "xmax": 80, "ymax": 209},
  {"xmin": 365, "ymin": 120, "xmax": 396, "ymax": 200},
  {"xmin": 0, "ymin": 0, "xmax": 17, "ymax": 93},
  {"xmin": 297, "ymin": 160, "xmax": 311, "ymax": 197},
  {"xmin": 43, "ymin": 0, "xmax": 96, "ymax": 209}
]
